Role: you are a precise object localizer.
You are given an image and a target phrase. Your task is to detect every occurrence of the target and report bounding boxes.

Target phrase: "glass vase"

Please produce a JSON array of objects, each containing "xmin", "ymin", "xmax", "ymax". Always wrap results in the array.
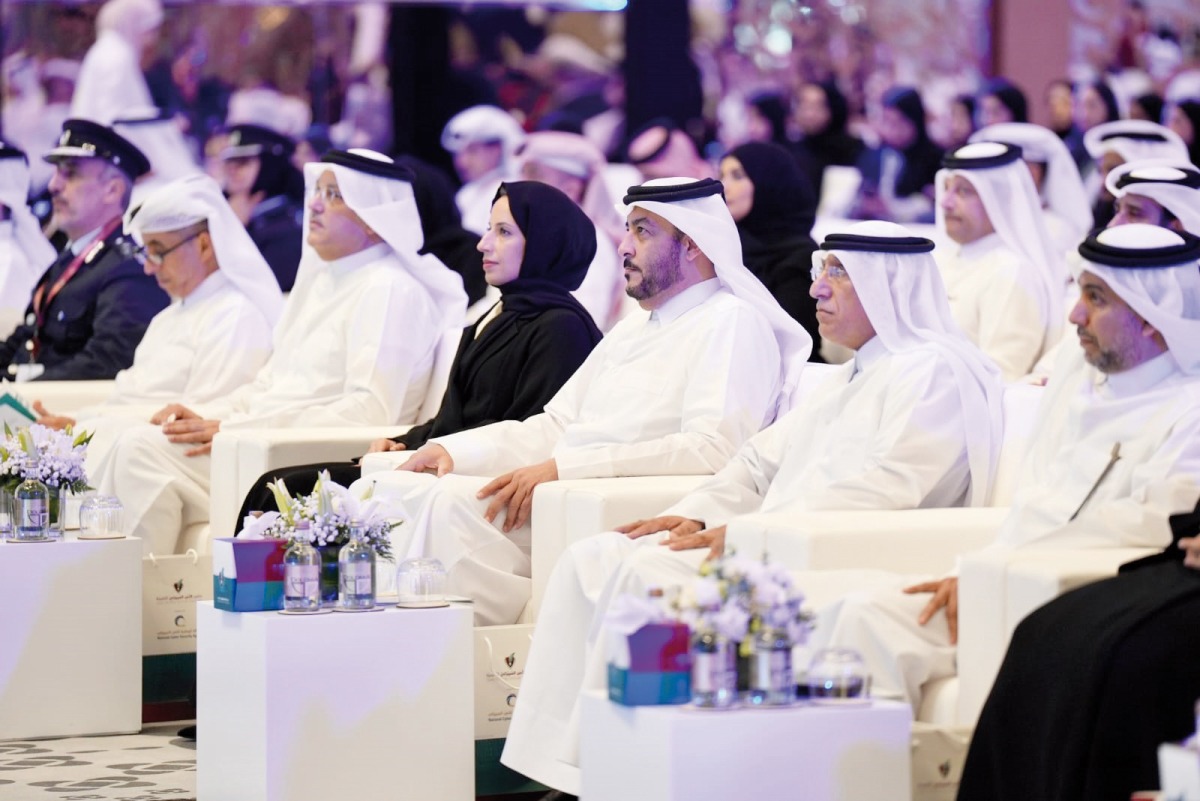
[
  {"xmin": 47, "ymin": 484, "xmax": 68, "ymax": 540},
  {"xmin": 316, "ymin": 544, "xmax": 342, "ymax": 604},
  {"xmin": 691, "ymin": 630, "xmax": 738, "ymax": 709}
]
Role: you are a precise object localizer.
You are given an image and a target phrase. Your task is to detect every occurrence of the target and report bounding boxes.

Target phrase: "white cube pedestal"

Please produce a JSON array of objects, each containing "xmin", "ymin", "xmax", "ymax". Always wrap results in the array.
[
  {"xmin": 580, "ymin": 691, "xmax": 911, "ymax": 801},
  {"xmin": 197, "ymin": 602, "xmax": 474, "ymax": 801},
  {"xmin": 0, "ymin": 534, "xmax": 142, "ymax": 740}
]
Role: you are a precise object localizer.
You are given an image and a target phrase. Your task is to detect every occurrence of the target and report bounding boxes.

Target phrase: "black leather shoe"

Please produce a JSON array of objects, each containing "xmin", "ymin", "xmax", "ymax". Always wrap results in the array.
[
  {"xmin": 538, "ymin": 792, "xmax": 578, "ymax": 801},
  {"xmin": 176, "ymin": 725, "xmax": 196, "ymax": 740}
]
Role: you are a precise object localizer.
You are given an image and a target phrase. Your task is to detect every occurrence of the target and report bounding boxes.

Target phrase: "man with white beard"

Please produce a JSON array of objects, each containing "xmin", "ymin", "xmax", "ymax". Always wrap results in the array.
[{"xmin": 500, "ymin": 221, "xmax": 1006, "ymax": 798}]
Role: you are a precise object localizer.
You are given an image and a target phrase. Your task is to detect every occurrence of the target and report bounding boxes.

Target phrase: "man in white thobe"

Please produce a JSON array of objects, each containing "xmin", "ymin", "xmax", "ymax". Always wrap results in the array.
[
  {"xmin": 800, "ymin": 224, "xmax": 1200, "ymax": 710},
  {"xmin": 93, "ymin": 149, "xmax": 468, "ymax": 554},
  {"xmin": 441, "ymin": 105, "xmax": 526, "ymax": 236},
  {"xmin": 970, "ymin": 122, "xmax": 1091, "ymax": 263},
  {"xmin": 500, "ymin": 221, "xmax": 1006, "ymax": 797},
  {"xmin": 357, "ymin": 176, "xmax": 813, "ymax": 626},
  {"xmin": 32, "ymin": 174, "xmax": 281, "ymax": 441},
  {"xmin": 1082, "ymin": 119, "xmax": 1190, "ymax": 226},
  {"xmin": 69, "ymin": 0, "xmax": 159, "ymax": 125},
  {"xmin": 1106, "ymin": 159, "xmax": 1200, "ymax": 235},
  {"xmin": 0, "ymin": 145, "xmax": 56, "ymax": 339},
  {"xmin": 934, "ymin": 141, "xmax": 1064, "ymax": 380}
]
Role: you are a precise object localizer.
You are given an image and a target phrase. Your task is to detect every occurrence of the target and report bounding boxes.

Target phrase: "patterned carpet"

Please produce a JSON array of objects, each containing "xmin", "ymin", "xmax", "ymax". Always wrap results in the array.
[{"xmin": 0, "ymin": 725, "xmax": 195, "ymax": 800}]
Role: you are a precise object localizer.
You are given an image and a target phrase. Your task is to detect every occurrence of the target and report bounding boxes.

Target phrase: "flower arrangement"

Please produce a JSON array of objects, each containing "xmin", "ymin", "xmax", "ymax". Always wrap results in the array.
[
  {"xmin": 240, "ymin": 470, "xmax": 401, "ymax": 560},
  {"xmin": 673, "ymin": 551, "xmax": 813, "ymax": 649},
  {"xmin": 0, "ymin": 423, "xmax": 92, "ymax": 492}
]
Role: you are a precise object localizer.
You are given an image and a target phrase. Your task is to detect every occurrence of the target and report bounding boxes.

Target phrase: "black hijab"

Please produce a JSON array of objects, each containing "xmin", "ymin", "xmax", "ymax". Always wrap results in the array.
[
  {"xmin": 882, "ymin": 86, "xmax": 944, "ymax": 198},
  {"xmin": 724, "ymin": 142, "xmax": 821, "ymax": 355},
  {"xmin": 728, "ymin": 142, "xmax": 816, "ymax": 251},
  {"xmin": 491, "ymin": 181, "xmax": 601, "ymax": 336}
]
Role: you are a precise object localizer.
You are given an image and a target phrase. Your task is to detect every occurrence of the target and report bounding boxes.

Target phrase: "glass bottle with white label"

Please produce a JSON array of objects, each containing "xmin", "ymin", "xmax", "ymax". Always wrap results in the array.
[
  {"xmin": 338, "ymin": 520, "xmax": 375, "ymax": 609},
  {"xmin": 283, "ymin": 521, "xmax": 322, "ymax": 612},
  {"xmin": 748, "ymin": 626, "xmax": 795, "ymax": 706},
  {"xmin": 14, "ymin": 478, "xmax": 49, "ymax": 542}
]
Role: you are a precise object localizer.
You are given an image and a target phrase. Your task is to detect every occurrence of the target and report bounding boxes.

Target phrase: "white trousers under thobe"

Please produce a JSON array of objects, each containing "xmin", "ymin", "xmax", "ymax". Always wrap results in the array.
[
  {"xmin": 94, "ymin": 423, "xmax": 212, "ymax": 557},
  {"xmin": 501, "ymin": 533, "xmax": 957, "ymax": 794},
  {"xmin": 354, "ymin": 470, "xmax": 533, "ymax": 626}
]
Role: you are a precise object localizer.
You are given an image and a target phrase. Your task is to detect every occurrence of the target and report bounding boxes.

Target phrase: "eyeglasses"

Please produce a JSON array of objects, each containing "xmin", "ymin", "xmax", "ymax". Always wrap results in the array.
[
  {"xmin": 809, "ymin": 259, "xmax": 850, "ymax": 282},
  {"xmin": 130, "ymin": 229, "xmax": 205, "ymax": 266},
  {"xmin": 308, "ymin": 185, "xmax": 345, "ymax": 205}
]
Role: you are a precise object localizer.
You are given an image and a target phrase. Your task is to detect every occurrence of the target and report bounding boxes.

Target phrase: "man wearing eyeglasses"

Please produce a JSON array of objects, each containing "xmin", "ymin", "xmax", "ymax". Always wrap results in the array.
[
  {"xmin": 0, "ymin": 119, "xmax": 168, "ymax": 381},
  {"xmin": 501, "ymin": 221, "xmax": 1005, "ymax": 798},
  {"xmin": 32, "ymin": 174, "xmax": 282, "ymax": 431},
  {"xmin": 90, "ymin": 149, "xmax": 468, "ymax": 556}
]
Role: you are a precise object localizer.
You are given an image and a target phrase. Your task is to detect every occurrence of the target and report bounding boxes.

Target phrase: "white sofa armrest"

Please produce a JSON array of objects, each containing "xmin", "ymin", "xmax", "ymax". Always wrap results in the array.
[
  {"xmin": 727, "ymin": 507, "xmax": 1010, "ymax": 575},
  {"xmin": 528, "ymin": 475, "xmax": 708, "ymax": 619},
  {"xmin": 15, "ymin": 380, "xmax": 115, "ymax": 414},
  {"xmin": 955, "ymin": 546, "xmax": 1157, "ymax": 726},
  {"xmin": 208, "ymin": 426, "xmax": 404, "ymax": 540}
]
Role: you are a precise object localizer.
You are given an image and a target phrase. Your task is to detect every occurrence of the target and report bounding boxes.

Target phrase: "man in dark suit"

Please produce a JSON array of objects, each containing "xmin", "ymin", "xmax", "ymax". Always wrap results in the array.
[{"xmin": 0, "ymin": 119, "xmax": 169, "ymax": 381}]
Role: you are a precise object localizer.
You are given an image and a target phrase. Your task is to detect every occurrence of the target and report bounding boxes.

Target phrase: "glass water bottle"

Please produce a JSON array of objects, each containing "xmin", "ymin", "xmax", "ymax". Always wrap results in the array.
[
  {"xmin": 338, "ymin": 520, "xmax": 376, "ymax": 609},
  {"xmin": 283, "ymin": 521, "xmax": 322, "ymax": 612}
]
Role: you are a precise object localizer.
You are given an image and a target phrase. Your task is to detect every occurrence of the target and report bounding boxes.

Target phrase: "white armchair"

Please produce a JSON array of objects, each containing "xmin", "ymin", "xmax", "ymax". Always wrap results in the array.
[
  {"xmin": 205, "ymin": 425, "xmax": 402, "ymax": 545},
  {"xmin": 15, "ymin": 380, "xmax": 115, "ymax": 414}
]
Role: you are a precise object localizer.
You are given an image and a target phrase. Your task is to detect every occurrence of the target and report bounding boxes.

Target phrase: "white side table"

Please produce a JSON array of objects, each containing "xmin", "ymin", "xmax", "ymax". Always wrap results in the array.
[
  {"xmin": 0, "ymin": 534, "xmax": 142, "ymax": 740},
  {"xmin": 197, "ymin": 602, "xmax": 474, "ymax": 801},
  {"xmin": 580, "ymin": 691, "xmax": 911, "ymax": 801}
]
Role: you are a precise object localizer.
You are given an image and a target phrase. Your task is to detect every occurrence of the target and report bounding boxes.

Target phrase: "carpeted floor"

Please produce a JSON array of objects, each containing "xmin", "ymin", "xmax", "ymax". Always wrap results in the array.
[{"xmin": 0, "ymin": 724, "xmax": 196, "ymax": 800}]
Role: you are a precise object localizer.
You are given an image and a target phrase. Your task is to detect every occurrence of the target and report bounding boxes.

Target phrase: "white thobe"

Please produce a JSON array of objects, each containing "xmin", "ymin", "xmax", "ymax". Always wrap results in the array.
[
  {"xmin": 0, "ymin": 221, "xmax": 44, "ymax": 339},
  {"xmin": 358, "ymin": 279, "xmax": 785, "ymax": 625},
  {"xmin": 69, "ymin": 31, "xmax": 153, "ymax": 125},
  {"xmin": 95, "ymin": 243, "xmax": 446, "ymax": 554},
  {"xmin": 500, "ymin": 339, "xmax": 982, "ymax": 793},
  {"xmin": 936, "ymin": 232, "xmax": 1049, "ymax": 381},
  {"xmin": 799, "ymin": 348, "xmax": 1200, "ymax": 709},
  {"xmin": 74, "ymin": 272, "xmax": 274, "ymax": 472}
]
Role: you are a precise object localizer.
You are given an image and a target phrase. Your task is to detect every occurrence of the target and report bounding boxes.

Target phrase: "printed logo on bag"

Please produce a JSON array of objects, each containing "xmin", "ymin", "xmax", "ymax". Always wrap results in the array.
[
  {"xmin": 174, "ymin": 579, "xmax": 184, "ymax": 593},
  {"xmin": 505, "ymin": 652, "xmax": 516, "ymax": 669},
  {"xmin": 506, "ymin": 694, "xmax": 517, "ymax": 707},
  {"xmin": 938, "ymin": 760, "xmax": 951, "ymax": 778},
  {"xmin": 174, "ymin": 615, "xmax": 186, "ymax": 627}
]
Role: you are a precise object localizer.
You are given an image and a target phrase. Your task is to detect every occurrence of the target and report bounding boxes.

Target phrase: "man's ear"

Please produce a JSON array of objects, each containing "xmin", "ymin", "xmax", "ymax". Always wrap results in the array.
[{"xmin": 681, "ymin": 235, "xmax": 702, "ymax": 262}]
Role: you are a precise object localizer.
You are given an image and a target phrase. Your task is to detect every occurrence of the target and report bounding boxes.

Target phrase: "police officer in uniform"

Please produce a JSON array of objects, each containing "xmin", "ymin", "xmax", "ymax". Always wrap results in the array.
[
  {"xmin": 0, "ymin": 119, "xmax": 169, "ymax": 381},
  {"xmin": 219, "ymin": 124, "xmax": 304, "ymax": 291}
]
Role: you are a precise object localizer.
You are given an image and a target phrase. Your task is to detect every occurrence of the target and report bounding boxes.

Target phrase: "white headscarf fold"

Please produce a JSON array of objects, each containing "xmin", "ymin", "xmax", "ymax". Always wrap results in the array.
[
  {"xmin": 300, "ymin": 150, "xmax": 467, "ymax": 337},
  {"xmin": 819, "ymin": 220, "xmax": 1005, "ymax": 506},
  {"xmin": 124, "ymin": 174, "xmax": 283, "ymax": 325},
  {"xmin": 1105, "ymin": 159, "xmax": 1200, "ymax": 236},
  {"xmin": 517, "ymin": 131, "xmax": 624, "ymax": 246},
  {"xmin": 616, "ymin": 176, "xmax": 813, "ymax": 414},
  {"xmin": 440, "ymin": 106, "xmax": 526, "ymax": 164},
  {"xmin": 971, "ymin": 122, "xmax": 1092, "ymax": 247},
  {"xmin": 936, "ymin": 142, "xmax": 1065, "ymax": 349},
  {"xmin": 1083, "ymin": 120, "xmax": 1189, "ymax": 164},
  {"xmin": 0, "ymin": 150, "xmax": 56, "ymax": 280},
  {"xmin": 114, "ymin": 107, "xmax": 200, "ymax": 184},
  {"xmin": 1075, "ymin": 224, "xmax": 1200, "ymax": 376}
]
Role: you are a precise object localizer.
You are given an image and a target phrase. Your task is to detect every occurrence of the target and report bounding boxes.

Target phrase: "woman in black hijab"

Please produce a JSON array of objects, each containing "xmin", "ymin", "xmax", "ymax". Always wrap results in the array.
[
  {"xmin": 236, "ymin": 181, "xmax": 603, "ymax": 518},
  {"xmin": 854, "ymin": 86, "xmax": 944, "ymax": 223},
  {"xmin": 791, "ymin": 80, "xmax": 864, "ymax": 199},
  {"xmin": 719, "ymin": 142, "xmax": 822, "ymax": 360}
]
